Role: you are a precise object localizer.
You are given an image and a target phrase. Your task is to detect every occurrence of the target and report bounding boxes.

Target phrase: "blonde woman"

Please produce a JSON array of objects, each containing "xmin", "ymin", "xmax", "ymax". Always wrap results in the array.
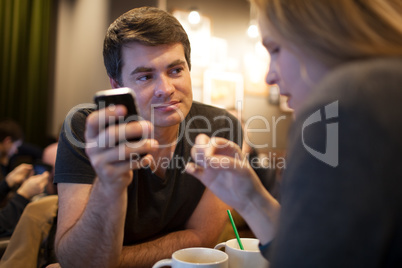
[{"xmin": 186, "ymin": 0, "xmax": 402, "ymax": 267}]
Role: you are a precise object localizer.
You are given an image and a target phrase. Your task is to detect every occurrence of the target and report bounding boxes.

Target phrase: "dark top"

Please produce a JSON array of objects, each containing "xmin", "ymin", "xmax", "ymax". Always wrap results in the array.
[
  {"xmin": 266, "ymin": 58, "xmax": 402, "ymax": 267},
  {"xmin": 0, "ymin": 165, "xmax": 6, "ymax": 182},
  {"xmin": 0, "ymin": 180, "xmax": 30, "ymax": 237},
  {"xmin": 7, "ymin": 142, "xmax": 43, "ymax": 172},
  {"xmin": 55, "ymin": 101, "xmax": 242, "ymax": 245},
  {"xmin": 248, "ymin": 148, "xmax": 280, "ymax": 200}
]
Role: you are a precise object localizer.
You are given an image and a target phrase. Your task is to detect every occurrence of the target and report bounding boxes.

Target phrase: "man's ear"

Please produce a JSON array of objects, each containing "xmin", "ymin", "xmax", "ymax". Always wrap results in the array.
[
  {"xmin": 109, "ymin": 77, "xmax": 120, "ymax": 89},
  {"xmin": 0, "ymin": 136, "xmax": 12, "ymax": 149},
  {"xmin": 2, "ymin": 136, "xmax": 12, "ymax": 145}
]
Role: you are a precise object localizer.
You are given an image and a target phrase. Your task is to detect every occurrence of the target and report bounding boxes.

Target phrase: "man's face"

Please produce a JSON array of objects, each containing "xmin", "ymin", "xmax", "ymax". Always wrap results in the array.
[
  {"xmin": 1, "ymin": 138, "xmax": 22, "ymax": 159},
  {"xmin": 117, "ymin": 42, "xmax": 193, "ymax": 128}
]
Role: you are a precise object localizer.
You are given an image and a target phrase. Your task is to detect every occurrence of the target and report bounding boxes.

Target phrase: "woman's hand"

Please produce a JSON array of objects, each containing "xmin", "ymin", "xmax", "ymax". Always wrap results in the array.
[
  {"xmin": 185, "ymin": 134, "xmax": 265, "ymax": 213},
  {"xmin": 186, "ymin": 134, "xmax": 280, "ymax": 244}
]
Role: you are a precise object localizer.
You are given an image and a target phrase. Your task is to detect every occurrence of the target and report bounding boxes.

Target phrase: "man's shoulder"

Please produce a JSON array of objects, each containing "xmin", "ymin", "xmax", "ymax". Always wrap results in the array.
[
  {"xmin": 63, "ymin": 104, "xmax": 96, "ymax": 131},
  {"xmin": 184, "ymin": 101, "xmax": 242, "ymax": 145},
  {"xmin": 187, "ymin": 101, "xmax": 239, "ymax": 128},
  {"xmin": 189, "ymin": 101, "xmax": 232, "ymax": 116},
  {"xmin": 69, "ymin": 104, "xmax": 96, "ymax": 120},
  {"xmin": 58, "ymin": 104, "xmax": 96, "ymax": 149}
]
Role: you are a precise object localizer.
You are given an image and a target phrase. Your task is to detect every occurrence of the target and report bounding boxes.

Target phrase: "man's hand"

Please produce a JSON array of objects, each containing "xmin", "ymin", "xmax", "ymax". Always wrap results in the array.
[
  {"xmin": 5, "ymin": 163, "xmax": 33, "ymax": 188},
  {"xmin": 84, "ymin": 105, "xmax": 157, "ymax": 193},
  {"xmin": 16, "ymin": 172, "xmax": 49, "ymax": 199}
]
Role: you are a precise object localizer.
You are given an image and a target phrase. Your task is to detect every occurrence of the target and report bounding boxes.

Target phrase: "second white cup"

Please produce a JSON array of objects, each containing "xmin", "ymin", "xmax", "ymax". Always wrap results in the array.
[
  {"xmin": 152, "ymin": 247, "xmax": 229, "ymax": 268},
  {"xmin": 214, "ymin": 238, "xmax": 269, "ymax": 268}
]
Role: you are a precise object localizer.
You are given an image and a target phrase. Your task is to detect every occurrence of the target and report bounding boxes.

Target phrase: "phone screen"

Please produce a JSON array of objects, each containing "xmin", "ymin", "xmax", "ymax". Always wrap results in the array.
[
  {"xmin": 94, "ymin": 87, "xmax": 142, "ymax": 142},
  {"xmin": 94, "ymin": 87, "xmax": 138, "ymax": 120},
  {"xmin": 34, "ymin": 163, "xmax": 53, "ymax": 175}
]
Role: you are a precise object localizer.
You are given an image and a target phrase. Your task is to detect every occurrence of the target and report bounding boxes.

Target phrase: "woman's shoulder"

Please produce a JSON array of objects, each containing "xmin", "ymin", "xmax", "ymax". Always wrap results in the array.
[
  {"xmin": 295, "ymin": 57, "xmax": 402, "ymax": 149},
  {"xmin": 321, "ymin": 57, "xmax": 402, "ymax": 95},
  {"xmin": 301, "ymin": 57, "xmax": 402, "ymax": 112},
  {"xmin": 331, "ymin": 57, "xmax": 402, "ymax": 84}
]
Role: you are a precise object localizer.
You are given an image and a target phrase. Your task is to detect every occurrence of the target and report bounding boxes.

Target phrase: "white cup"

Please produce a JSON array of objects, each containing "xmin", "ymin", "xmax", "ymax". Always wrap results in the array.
[
  {"xmin": 214, "ymin": 238, "xmax": 269, "ymax": 268},
  {"xmin": 152, "ymin": 247, "xmax": 229, "ymax": 268}
]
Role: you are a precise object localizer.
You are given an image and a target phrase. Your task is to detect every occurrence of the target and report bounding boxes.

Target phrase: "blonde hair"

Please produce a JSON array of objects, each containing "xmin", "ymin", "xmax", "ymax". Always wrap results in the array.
[{"xmin": 252, "ymin": 0, "xmax": 402, "ymax": 67}]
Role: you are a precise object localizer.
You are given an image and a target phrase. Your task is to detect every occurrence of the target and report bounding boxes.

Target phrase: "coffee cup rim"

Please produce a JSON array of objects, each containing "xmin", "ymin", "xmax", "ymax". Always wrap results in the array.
[
  {"xmin": 226, "ymin": 238, "xmax": 261, "ymax": 252},
  {"xmin": 173, "ymin": 247, "xmax": 229, "ymax": 264}
]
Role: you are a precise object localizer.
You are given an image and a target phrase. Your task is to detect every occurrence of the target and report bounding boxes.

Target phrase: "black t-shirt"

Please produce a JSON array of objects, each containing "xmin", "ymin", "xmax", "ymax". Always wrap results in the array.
[{"xmin": 55, "ymin": 101, "xmax": 242, "ymax": 245}]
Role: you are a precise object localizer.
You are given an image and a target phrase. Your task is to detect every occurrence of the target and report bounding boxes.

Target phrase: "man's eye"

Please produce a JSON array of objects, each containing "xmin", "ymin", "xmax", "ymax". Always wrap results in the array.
[
  {"xmin": 137, "ymin": 74, "xmax": 152, "ymax": 81},
  {"xmin": 171, "ymin": 67, "xmax": 184, "ymax": 75}
]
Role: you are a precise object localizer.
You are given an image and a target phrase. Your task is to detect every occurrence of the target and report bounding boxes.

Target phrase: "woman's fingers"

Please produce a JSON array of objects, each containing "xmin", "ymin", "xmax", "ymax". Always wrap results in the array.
[
  {"xmin": 191, "ymin": 134, "xmax": 244, "ymax": 168},
  {"xmin": 185, "ymin": 162, "xmax": 205, "ymax": 179}
]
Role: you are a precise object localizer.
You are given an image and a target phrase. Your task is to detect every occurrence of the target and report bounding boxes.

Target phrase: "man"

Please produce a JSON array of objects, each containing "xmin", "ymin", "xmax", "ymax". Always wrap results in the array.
[{"xmin": 54, "ymin": 7, "xmax": 242, "ymax": 267}]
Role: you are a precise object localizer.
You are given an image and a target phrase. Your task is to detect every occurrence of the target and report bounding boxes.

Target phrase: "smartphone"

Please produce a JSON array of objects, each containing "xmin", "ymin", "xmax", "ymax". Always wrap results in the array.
[
  {"xmin": 94, "ymin": 87, "xmax": 142, "ymax": 141},
  {"xmin": 33, "ymin": 161, "xmax": 53, "ymax": 175},
  {"xmin": 94, "ymin": 87, "xmax": 139, "ymax": 120}
]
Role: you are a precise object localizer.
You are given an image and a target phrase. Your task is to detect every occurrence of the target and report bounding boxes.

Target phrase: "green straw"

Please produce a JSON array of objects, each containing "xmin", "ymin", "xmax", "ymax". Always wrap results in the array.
[{"xmin": 227, "ymin": 209, "xmax": 244, "ymax": 250}]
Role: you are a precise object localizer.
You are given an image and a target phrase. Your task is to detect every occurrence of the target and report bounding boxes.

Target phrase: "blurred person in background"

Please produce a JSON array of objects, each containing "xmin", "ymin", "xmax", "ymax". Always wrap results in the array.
[
  {"xmin": 0, "ymin": 119, "xmax": 23, "ymax": 176},
  {"xmin": 0, "ymin": 165, "xmax": 49, "ymax": 237},
  {"xmin": 0, "ymin": 141, "xmax": 59, "ymax": 267},
  {"xmin": 42, "ymin": 142, "xmax": 58, "ymax": 195},
  {"xmin": 0, "ymin": 119, "xmax": 49, "ymax": 237}
]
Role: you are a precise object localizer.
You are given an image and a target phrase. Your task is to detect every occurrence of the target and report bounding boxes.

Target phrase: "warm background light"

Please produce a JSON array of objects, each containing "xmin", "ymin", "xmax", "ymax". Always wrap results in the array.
[
  {"xmin": 247, "ymin": 24, "xmax": 259, "ymax": 38},
  {"xmin": 188, "ymin": 10, "xmax": 201, "ymax": 24}
]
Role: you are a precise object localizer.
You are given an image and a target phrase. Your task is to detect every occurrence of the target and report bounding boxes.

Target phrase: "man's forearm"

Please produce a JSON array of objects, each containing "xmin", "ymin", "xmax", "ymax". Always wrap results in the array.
[
  {"xmin": 118, "ymin": 189, "xmax": 229, "ymax": 268},
  {"xmin": 56, "ymin": 180, "xmax": 128, "ymax": 268},
  {"xmin": 118, "ymin": 229, "xmax": 209, "ymax": 268}
]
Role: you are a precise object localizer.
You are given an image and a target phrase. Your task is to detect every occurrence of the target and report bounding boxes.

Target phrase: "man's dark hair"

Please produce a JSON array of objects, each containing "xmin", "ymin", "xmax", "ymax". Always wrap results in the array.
[
  {"xmin": 103, "ymin": 6, "xmax": 191, "ymax": 85},
  {"xmin": 0, "ymin": 119, "xmax": 23, "ymax": 142}
]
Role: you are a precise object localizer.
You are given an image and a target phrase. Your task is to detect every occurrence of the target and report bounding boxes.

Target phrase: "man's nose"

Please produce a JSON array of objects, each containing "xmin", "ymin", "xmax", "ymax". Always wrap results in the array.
[{"xmin": 154, "ymin": 75, "xmax": 174, "ymax": 98}]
